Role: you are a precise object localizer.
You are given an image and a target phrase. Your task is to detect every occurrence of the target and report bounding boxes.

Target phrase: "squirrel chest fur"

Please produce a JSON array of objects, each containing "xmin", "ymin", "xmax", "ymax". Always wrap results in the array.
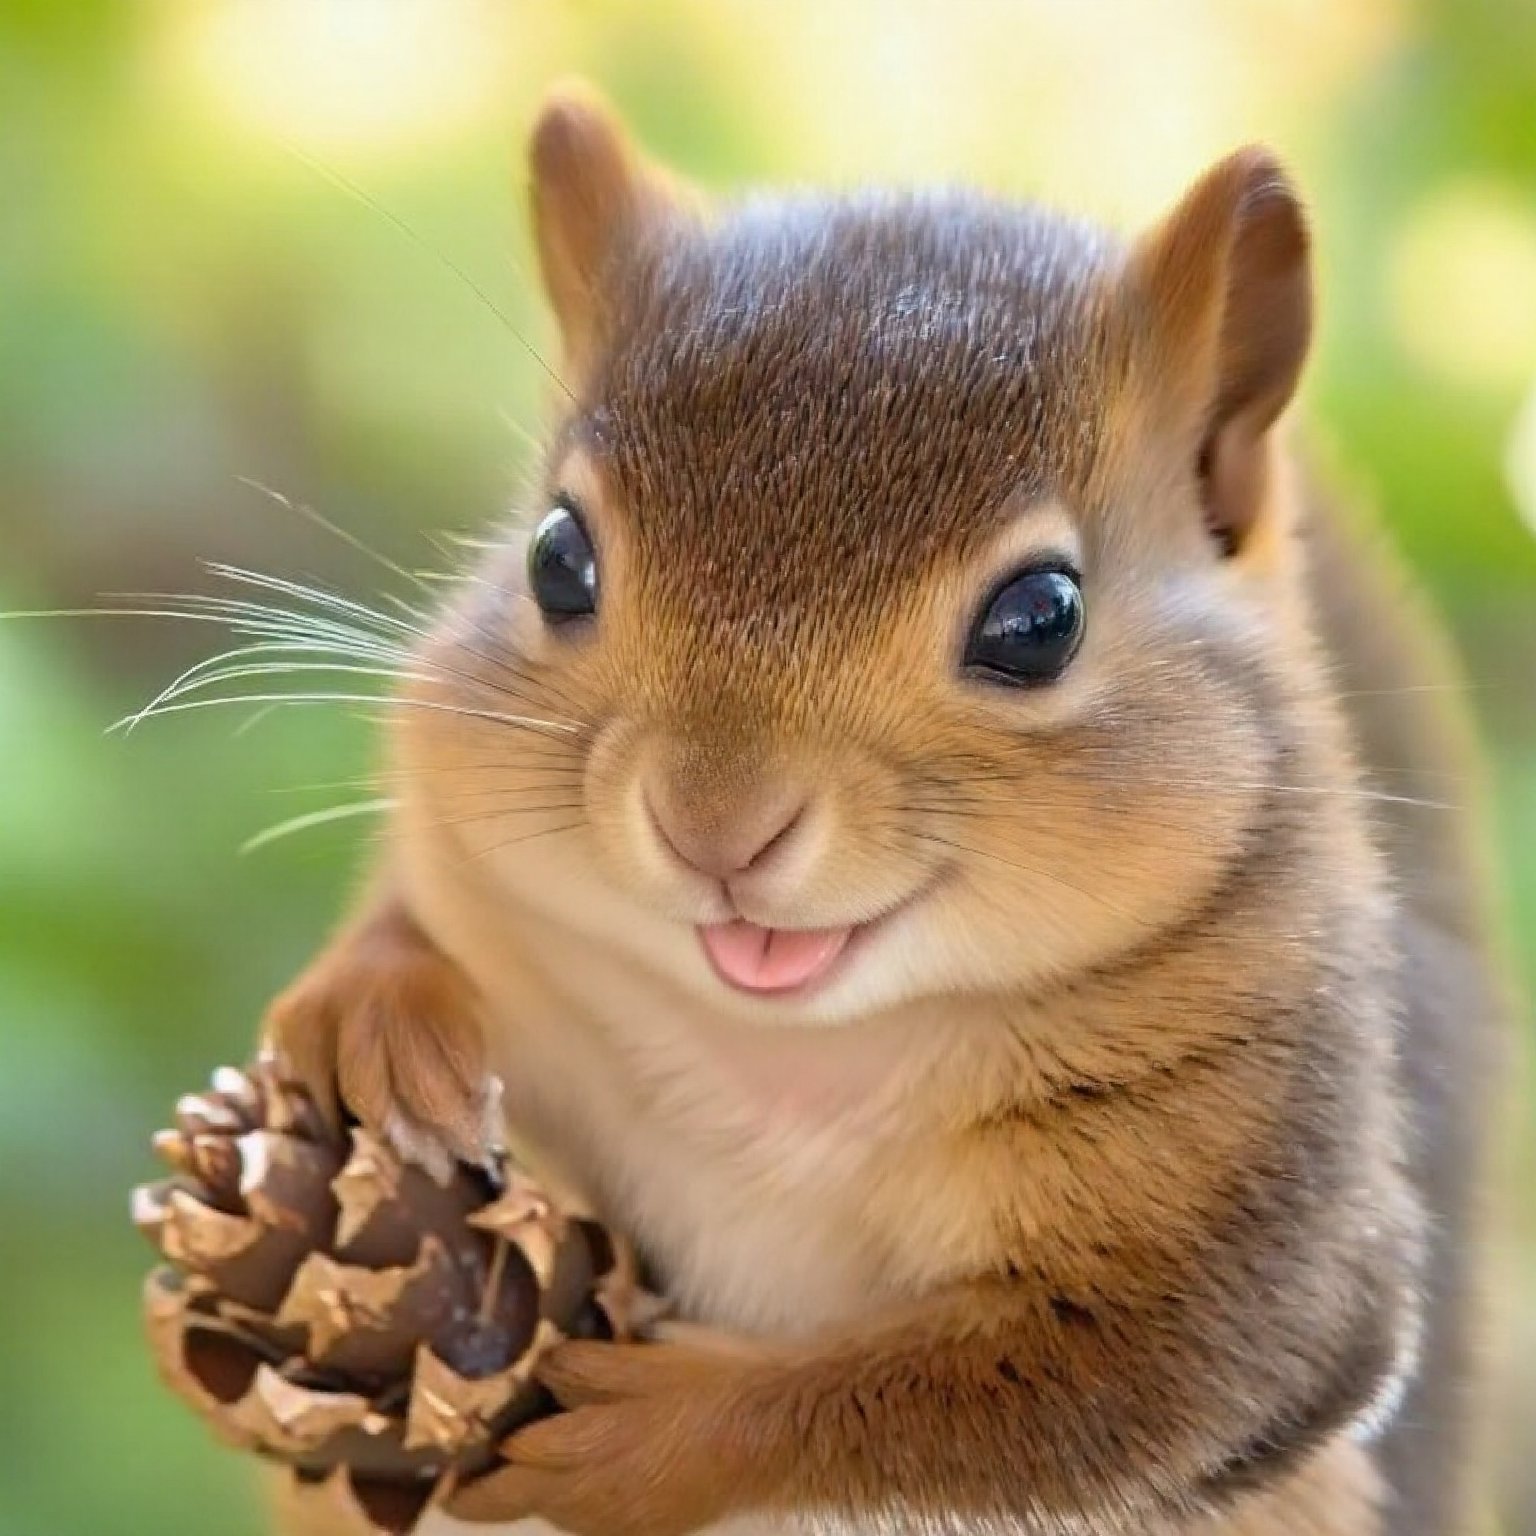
[{"xmin": 266, "ymin": 84, "xmax": 1501, "ymax": 1536}]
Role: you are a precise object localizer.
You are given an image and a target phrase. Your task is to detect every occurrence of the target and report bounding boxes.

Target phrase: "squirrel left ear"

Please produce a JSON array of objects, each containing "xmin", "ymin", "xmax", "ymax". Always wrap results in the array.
[
  {"xmin": 527, "ymin": 81, "xmax": 697, "ymax": 381},
  {"xmin": 1129, "ymin": 147, "xmax": 1312, "ymax": 556}
]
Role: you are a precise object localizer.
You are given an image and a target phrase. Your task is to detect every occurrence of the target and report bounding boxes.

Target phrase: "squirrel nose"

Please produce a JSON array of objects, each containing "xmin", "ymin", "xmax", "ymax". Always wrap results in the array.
[{"xmin": 645, "ymin": 778, "xmax": 807, "ymax": 880}]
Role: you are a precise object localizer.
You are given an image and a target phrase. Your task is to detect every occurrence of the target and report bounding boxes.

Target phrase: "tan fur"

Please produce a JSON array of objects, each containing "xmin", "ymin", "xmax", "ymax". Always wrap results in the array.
[
  {"xmin": 1194, "ymin": 1441, "xmax": 1384, "ymax": 1536},
  {"xmin": 265, "ymin": 85, "xmax": 1501, "ymax": 1536},
  {"xmin": 269, "ymin": 1473, "xmax": 372, "ymax": 1536}
]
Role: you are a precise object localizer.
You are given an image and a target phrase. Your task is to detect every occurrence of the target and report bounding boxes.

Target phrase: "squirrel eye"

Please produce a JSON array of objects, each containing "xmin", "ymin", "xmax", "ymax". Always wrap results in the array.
[
  {"xmin": 528, "ymin": 503, "xmax": 597, "ymax": 621},
  {"xmin": 965, "ymin": 566, "xmax": 1084, "ymax": 686}
]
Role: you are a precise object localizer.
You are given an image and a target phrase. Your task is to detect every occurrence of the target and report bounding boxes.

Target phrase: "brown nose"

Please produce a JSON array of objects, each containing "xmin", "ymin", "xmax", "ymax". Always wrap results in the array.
[{"xmin": 645, "ymin": 776, "xmax": 806, "ymax": 880}]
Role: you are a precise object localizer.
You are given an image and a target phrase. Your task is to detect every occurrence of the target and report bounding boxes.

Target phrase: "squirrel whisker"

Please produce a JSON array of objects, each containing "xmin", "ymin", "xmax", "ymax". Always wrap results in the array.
[
  {"xmin": 109, "ymin": 691, "xmax": 579, "ymax": 740},
  {"xmin": 238, "ymin": 797, "xmax": 399, "ymax": 856}
]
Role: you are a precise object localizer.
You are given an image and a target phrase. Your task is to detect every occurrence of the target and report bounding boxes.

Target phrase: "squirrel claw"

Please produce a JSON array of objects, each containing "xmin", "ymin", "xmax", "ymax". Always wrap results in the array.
[
  {"xmin": 380, "ymin": 1109, "xmax": 459, "ymax": 1185},
  {"xmin": 377, "ymin": 1073, "xmax": 505, "ymax": 1186}
]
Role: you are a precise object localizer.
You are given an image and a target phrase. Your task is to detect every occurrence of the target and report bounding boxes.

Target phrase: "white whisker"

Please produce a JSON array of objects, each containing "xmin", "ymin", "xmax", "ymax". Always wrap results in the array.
[
  {"xmin": 233, "ymin": 704, "xmax": 285, "ymax": 737},
  {"xmin": 283, "ymin": 143, "xmax": 574, "ymax": 403},
  {"xmin": 130, "ymin": 641, "xmax": 416, "ymax": 726},
  {"xmin": 110, "ymin": 593, "xmax": 412, "ymax": 656},
  {"xmin": 1138, "ymin": 778, "xmax": 1456, "ymax": 813},
  {"xmin": 235, "ymin": 476, "xmax": 442, "ymax": 601},
  {"xmin": 240, "ymin": 797, "xmax": 397, "ymax": 855},
  {"xmin": 125, "ymin": 660, "xmax": 437, "ymax": 732},
  {"xmin": 108, "ymin": 691, "xmax": 579, "ymax": 738},
  {"xmin": 203, "ymin": 563, "xmax": 427, "ymax": 641}
]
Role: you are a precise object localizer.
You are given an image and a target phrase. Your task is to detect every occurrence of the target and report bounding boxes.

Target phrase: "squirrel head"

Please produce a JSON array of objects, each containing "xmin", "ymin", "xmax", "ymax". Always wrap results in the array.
[{"xmin": 399, "ymin": 82, "xmax": 1318, "ymax": 1022}]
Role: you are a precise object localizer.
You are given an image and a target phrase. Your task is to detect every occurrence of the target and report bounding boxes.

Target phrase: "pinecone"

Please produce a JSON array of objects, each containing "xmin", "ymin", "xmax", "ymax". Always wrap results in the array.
[{"xmin": 132, "ymin": 1055, "xmax": 625, "ymax": 1534}]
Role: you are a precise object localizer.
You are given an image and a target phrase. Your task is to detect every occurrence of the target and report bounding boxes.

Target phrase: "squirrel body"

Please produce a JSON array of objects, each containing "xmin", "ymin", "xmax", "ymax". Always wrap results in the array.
[{"xmin": 265, "ymin": 86, "xmax": 1502, "ymax": 1536}]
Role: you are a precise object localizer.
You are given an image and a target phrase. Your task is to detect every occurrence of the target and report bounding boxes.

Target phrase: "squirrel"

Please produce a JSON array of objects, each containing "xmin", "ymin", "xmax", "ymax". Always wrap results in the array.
[{"xmin": 263, "ymin": 82, "xmax": 1505, "ymax": 1536}]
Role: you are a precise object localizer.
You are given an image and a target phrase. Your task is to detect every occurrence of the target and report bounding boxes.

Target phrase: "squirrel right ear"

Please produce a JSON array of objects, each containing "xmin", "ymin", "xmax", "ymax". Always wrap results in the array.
[
  {"xmin": 527, "ymin": 82, "xmax": 694, "ymax": 379},
  {"xmin": 1128, "ymin": 148, "xmax": 1312, "ymax": 556}
]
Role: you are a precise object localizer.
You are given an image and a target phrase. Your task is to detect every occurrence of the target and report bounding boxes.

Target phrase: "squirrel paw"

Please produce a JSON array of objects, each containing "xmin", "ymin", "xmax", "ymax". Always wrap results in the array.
[
  {"xmin": 380, "ymin": 1075, "xmax": 505, "ymax": 1186},
  {"xmin": 262, "ymin": 907, "xmax": 502, "ymax": 1183}
]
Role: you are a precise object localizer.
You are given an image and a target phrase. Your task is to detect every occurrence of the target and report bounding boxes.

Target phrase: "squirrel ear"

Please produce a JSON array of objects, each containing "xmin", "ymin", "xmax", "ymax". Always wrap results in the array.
[
  {"xmin": 1129, "ymin": 147, "xmax": 1312, "ymax": 555},
  {"xmin": 527, "ymin": 81, "xmax": 693, "ymax": 378}
]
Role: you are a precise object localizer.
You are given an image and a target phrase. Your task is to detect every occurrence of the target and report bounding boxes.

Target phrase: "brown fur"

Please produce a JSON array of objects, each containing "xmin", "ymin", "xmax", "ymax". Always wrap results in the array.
[
  {"xmin": 1303, "ymin": 493, "xmax": 1507, "ymax": 1534},
  {"xmin": 265, "ymin": 85, "xmax": 1501, "ymax": 1536},
  {"xmin": 266, "ymin": 893, "xmax": 495, "ymax": 1178}
]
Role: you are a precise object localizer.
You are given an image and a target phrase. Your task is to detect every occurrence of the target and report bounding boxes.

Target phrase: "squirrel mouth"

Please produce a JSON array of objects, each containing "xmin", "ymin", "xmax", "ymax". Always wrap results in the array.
[{"xmin": 697, "ymin": 919, "xmax": 854, "ymax": 995}]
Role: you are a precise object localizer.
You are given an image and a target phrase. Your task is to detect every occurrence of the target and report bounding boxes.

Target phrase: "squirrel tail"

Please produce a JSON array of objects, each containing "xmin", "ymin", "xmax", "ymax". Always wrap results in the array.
[{"xmin": 1304, "ymin": 483, "xmax": 1513, "ymax": 1535}]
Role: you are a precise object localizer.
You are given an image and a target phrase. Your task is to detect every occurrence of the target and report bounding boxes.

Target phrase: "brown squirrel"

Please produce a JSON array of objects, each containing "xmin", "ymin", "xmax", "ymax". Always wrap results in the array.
[{"xmin": 264, "ymin": 82, "xmax": 1505, "ymax": 1536}]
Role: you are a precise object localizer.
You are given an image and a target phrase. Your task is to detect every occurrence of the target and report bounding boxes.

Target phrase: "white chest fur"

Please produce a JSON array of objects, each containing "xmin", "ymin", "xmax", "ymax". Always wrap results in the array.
[
  {"xmin": 483, "ymin": 964, "xmax": 922, "ymax": 1336},
  {"xmin": 404, "ymin": 837, "xmax": 992, "ymax": 1333}
]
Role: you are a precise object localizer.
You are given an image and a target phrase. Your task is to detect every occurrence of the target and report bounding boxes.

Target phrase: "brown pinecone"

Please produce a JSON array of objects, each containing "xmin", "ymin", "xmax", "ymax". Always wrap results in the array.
[{"xmin": 133, "ymin": 1055, "xmax": 625, "ymax": 1534}]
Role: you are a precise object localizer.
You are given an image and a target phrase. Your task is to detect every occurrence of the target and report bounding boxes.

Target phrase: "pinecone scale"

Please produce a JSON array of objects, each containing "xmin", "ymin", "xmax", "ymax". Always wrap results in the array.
[{"xmin": 133, "ymin": 1056, "xmax": 623, "ymax": 1534}]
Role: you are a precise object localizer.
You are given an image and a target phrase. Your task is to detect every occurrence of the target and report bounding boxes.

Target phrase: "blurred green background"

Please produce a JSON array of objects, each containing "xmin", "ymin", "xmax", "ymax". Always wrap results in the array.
[{"xmin": 1, "ymin": 1, "xmax": 1533, "ymax": 1532}]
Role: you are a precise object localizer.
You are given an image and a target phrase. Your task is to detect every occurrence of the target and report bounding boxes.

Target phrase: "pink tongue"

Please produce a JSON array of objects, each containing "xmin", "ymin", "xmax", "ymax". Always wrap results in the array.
[{"xmin": 699, "ymin": 920, "xmax": 852, "ymax": 993}]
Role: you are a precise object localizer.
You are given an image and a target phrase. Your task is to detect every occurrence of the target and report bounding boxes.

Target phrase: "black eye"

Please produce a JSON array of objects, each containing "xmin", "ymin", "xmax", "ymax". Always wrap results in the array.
[
  {"xmin": 964, "ymin": 566, "xmax": 1084, "ymax": 685},
  {"xmin": 528, "ymin": 502, "xmax": 597, "ymax": 621}
]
